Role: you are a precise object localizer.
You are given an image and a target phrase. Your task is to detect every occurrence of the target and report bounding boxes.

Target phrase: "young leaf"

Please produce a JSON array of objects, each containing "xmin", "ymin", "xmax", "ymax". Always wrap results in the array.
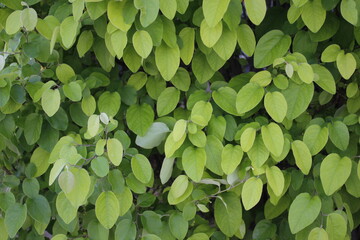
[
  {"xmin": 264, "ymin": 91, "xmax": 287, "ymax": 123},
  {"xmin": 336, "ymin": 52, "xmax": 356, "ymax": 80},
  {"xmin": 155, "ymin": 42, "xmax": 180, "ymax": 81},
  {"xmin": 132, "ymin": 30, "xmax": 153, "ymax": 58},
  {"xmin": 157, "ymin": 87, "xmax": 180, "ymax": 116},
  {"xmin": 266, "ymin": 166, "xmax": 284, "ymax": 197}
]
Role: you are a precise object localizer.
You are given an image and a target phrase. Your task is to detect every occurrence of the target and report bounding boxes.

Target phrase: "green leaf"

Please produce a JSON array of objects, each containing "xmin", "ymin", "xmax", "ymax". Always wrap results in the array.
[
  {"xmin": 214, "ymin": 192, "xmax": 242, "ymax": 237},
  {"xmin": 312, "ymin": 64, "xmax": 336, "ymax": 94},
  {"xmin": 133, "ymin": 30, "xmax": 153, "ymax": 58},
  {"xmin": 135, "ymin": 122, "xmax": 169, "ymax": 149},
  {"xmin": 172, "ymin": 119, "xmax": 187, "ymax": 142},
  {"xmin": 244, "ymin": 0, "xmax": 266, "ymax": 25},
  {"xmin": 326, "ymin": 213, "xmax": 347, "ymax": 240},
  {"xmin": 250, "ymin": 70, "xmax": 272, "ymax": 87},
  {"xmin": 56, "ymin": 64, "xmax": 75, "ymax": 84},
  {"xmin": 98, "ymin": 91, "xmax": 121, "ymax": 117},
  {"xmin": 200, "ymin": 20, "xmax": 222, "ymax": 48},
  {"xmin": 282, "ymin": 82, "xmax": 314, "ymax": 120},
  {"xmin": 95, "ymin": 191, "xmax": 120, "ymax": 229},
  {"xmin": 26, "ymin": 195, "xmax": 51, "ymax": 224},
  {"xmin": 202, "ymin": 0, "xmax": 230, "ymax": 27},
  {"xmin": 107, "ymin": 138, "xmax": 123, "ymax": 166},
  {"xmin": 297, "ymin": 63, "xmax": 314, "ymax": 84},
  {"xmin": 212, "ymin": 87, "xmax": 238, "ymax": 115},
  {"xmin": 264, "ymin": 91, "xmax": 287, "ymax": 123},
  {"xmin": 170, "ymin": 68, "xmax": 191, "ymax": 91},
  {"xmin": 341, "ymin": 0, "xmax": 360, "ymax": 26},
  {"xmin": 21, "ymin": 8, "xmax": 37, "ymax": 31},
  {"xmin": 320, "ymin": 154, "xmax": 352, "ymax": 196},
  {"xmin": 169, "ymin": 213, "xmax": 188, "ymax": 240},
  {"xmin": 134, "ymin": 0, "xmax": 160, "ymax": 27},
  {"xmin": 248, "ymin": 134, "xmax": 269, "ymax": 168},
  {"xmin": 51, "ymin": 234, "xmax": 68, "ymax": 240},
  {"xmin": 288, "ymin": 193, "xmax": 321, "ymax": 234},
  {"xmin": 63, "ymin": 82, "xmax": 82, "ymax": 102},
  {"xmin": 328, "ymin": 121, "xmax": 349, "ymax": 151},
  {"xmin": 155, "ymin": 42, "xmax": 180, "ymax": 81},
  {"xmin": 115, "ymin": 219, "xmax": 137, "ymax": 240},
  {"xmin": 169, "ymin": 175, "xmax": 189, "ymax": 199},
  {"xmin": 41, "ymin": 88, "xmax": 60, "ymax": 117},
  {"xmin": 160, "ymin": 157, "xmax": 174, "ymax": 184},
  {"xmin": 91, "ymin": 157, "xmax": 109, "ymax": 177},
  {"xmin": 261, "ymin": 123, "xmax": 284, "ymax": 158},
  {"xmin": 190, "ymin": 100, "xmax": 213, "ymax": 127},
  {"xmin": 107, "ymin": 1, "xmax": 132, "ymax": 31},
  {"xmin": 24, "ymin": 113, "xmax": 42, "ymax": 145},
  {"xmin": 192, "ymin": 51, "xmax": 215, "ymax": 83},
  {"xmin": 291, "ymin": 140, "xmax": 312, "ymax": 175},
  {"xmin": 87, "ymin": 114, "xmax": 100, "ymax": 138},
  {"xmin": 60, "ymin": 16, "xmax": 79, "ymax": 49},
  {"xmin": 266, "ymin": 166, "xmax": 284, "ymax": 197},
  {"xmin": 126, "ymin": 104, "xmax": 154, "ymax": 136},
  {"xmin": 336, "ymin": 52, "xmax": 356, "ymax": 80},
  {"xmin": 303, "ymin": 124, "xmax": 328, "ymax": 155},
  {"xmin": 254, "ymin": 30, "xmax": 291, "ymax": 68},
  {"xmin": 237, "ymin": 24, "xmax": 256, "ymax": 56},
  {"xmin": 5, "ymin": 10, "xmax": 22, "ymax": 35},
  {"xmin": 221, "ymin": 144, "xmax": 243, "ymax": 175},
  {"xmin": 56, "ymin": 192, "xmax": 77, "ymax": 224},
  {"xmin": 131, "ymin": 154, "xmax": 153, "ymax": 184},
  {"xmin": 240, "ymin": 127, "xmax": 256, "ymax": 152},
  {"xmin": 58, "ymin": 170, "xmax": 75, "ymax": 193},
  {"xmin": 64, "ymin": 167, "xmax": 91, "ymax": 207},
  {"xmin": 157, "ymin": 87, "xmax": 180, "ymax": 116},
  {"xmin": 159, "ymin": 0, "xmax": 177, "ymax": 19},
  {"xmin": 115, "ymin": 187, "xmax": 133, "ymax": 216},
  {"xmin": 236, "ymin": 82, "xmax": 264, "ymax": 114},
  {"xmin": 321, "ymin": 44, "xmax": 341, "ymax": 63},
  {"xmin": 77, "ymin": 30, "xmax": 93, "ymax": 57},
  {"xmin": 213, "ymin": 25, "xmax": 237, "ymax": 60},
  {"xmin": 301, "ymin": 0, "xmax": 326, "ymax": 33},
  {"xmin": 182, "ymin": 147, "xmax": 206, "ymax": 182},
  {"xmin": 5, "ymin": 203, "xmax": 27, "ymax": 238},
  {"xmin": 179, "ymin": 27, "xmax": 195, "ymax": 65},
  {"xmin": 308, "ymin": 228, "xmax": 329, "ymax": 240},
  {"xmin": 242, "ymin": 177, "xmax": 263, "ymax": 210},
  {"xmin": 164, "ymin": 131, "xmax": 186, "ymax": 158}
]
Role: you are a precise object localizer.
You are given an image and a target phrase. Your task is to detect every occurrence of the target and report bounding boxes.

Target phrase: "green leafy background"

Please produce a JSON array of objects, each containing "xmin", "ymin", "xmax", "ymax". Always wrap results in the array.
[{"xmin": 0, "ymin": 0, "xmax": 360, "ymax": 239}]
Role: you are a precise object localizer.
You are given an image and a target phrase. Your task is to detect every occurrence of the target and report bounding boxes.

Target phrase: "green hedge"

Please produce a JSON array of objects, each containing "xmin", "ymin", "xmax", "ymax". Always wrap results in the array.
[{"xmin": 0, "ymin": 0, "xmax": 360, "ymax": 239}]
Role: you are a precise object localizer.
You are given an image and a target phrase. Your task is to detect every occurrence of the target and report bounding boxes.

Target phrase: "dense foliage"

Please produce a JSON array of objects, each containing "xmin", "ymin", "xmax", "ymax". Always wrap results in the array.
[{"xmin": 0, "ymin": 0, "xmax": 360, "ymax": 239}]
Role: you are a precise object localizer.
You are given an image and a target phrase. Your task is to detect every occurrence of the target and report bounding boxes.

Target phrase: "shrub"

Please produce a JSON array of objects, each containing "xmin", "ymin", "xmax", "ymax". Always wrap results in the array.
[{"xmin": 0, "ymin": 0, "xmax": 359, "ymax": 239}]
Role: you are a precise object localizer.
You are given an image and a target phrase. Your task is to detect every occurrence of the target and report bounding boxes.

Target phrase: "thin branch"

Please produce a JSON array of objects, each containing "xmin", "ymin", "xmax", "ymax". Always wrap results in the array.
[{"xmin": 0, "ymin": 51, "xmax": 21, "ymax": 55}]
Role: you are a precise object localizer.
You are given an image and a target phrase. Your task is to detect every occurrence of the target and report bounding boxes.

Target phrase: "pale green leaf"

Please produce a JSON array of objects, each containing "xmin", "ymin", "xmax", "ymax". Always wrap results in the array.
[
  {"xmin": 155, "ymin": 42, "xmax": 180, "ymax": 81},
  {"xmin": 182, "ymin": 147, "xmax": 206, "ymax": 182},
  {"xmin": 242, "ymin": 177, "xmax": 263, "ymax": 210},
  {"xmin": 95, "ymin": 191, "xmax": 120, "ymax": 229},
  {"xmin": 131, "ymin": 154, "xmax": 153, "ymax": 184},
  {"xmin": 133, "ymin": 30, "xmax": 153, "ymax": 58},
  {"xmin": 221, "ymin": 144, "xmax": 243, "ymax": 175},
  {"xmin": 202, "ymin": 0, "xmax": 230, "ymax": 27},
  {"xmin": 288, "ymin": 193, "xmax": 321, "ymax": 234},
  {"xmin": 336, "ymin": 52, "xmax": 356, "ymax": 80},
  {"xmin": 320, "ymin": 154, "xmax": 352, "ymax": 196},
  {"xmin": 264, "ymin": 91, "xmax": 287, "ymax": 123},
  {"xmin": 244, "ymin": 0, "xmax": 266, "ymax": 25},
  {"xmin": 254, "ymin": 30, "xmax": 291, "ymax": 68},
  {"xmin": 236, "ymin": 82, "xmax": 264, "ymax": 114},
  {"xmin": 291, "ymin": 140, "xmax": 312, "ymax": 175},
  {"xmin": 107, "ymin": 138, "xmax": 123, "ymax": 166}
]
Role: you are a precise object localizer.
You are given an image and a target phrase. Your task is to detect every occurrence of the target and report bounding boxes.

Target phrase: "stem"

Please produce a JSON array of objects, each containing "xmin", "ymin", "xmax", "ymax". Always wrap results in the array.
[{"xmin": 0, "ymin": 51, "xmax": 21, "ymax": 55}]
